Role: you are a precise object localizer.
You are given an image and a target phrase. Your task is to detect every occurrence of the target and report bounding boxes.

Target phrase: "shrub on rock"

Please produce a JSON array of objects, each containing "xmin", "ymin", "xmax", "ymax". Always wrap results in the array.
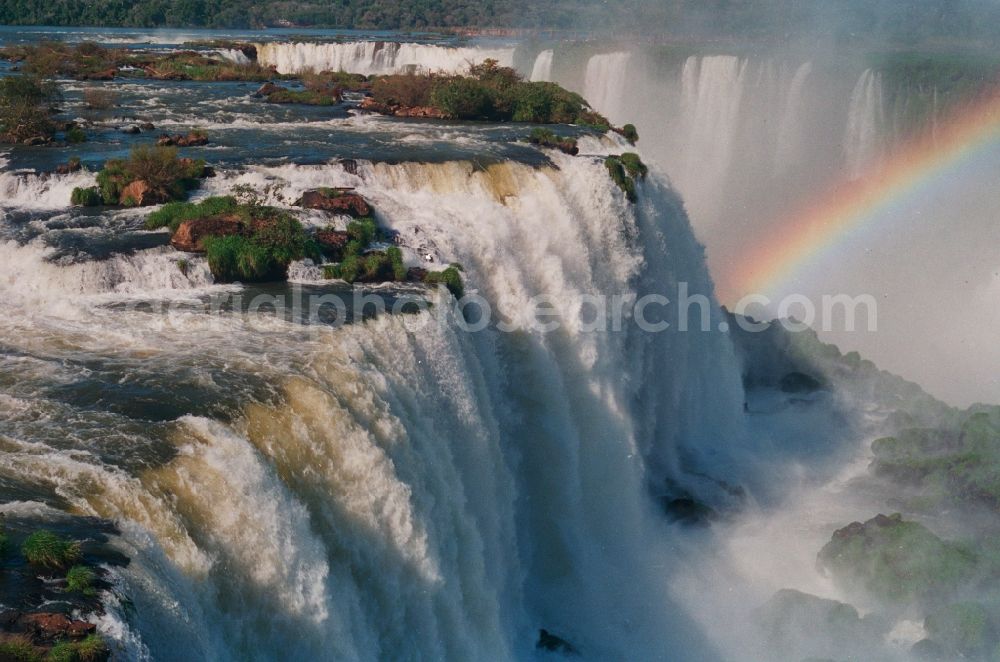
[
  {"xmin": 21, "ymin": 531, "xmax": 82, "ymax": 569},
  {"xmin": 70, "ymin": 187, "xmax": 102, "ymax": 207},
  {"xmin": 93, "ymin": 145, "xmax": 205, "ymax": 206}
]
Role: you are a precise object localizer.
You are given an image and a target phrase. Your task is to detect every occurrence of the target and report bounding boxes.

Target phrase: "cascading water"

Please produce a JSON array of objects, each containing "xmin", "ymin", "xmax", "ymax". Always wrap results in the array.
[
  {"xmin": 529, "ymin": 50, "xmax": 553, "ymax": 82},
  {"xmin": 843, "ymin": 68, "xmax": 886, "ymax": 179},
  {"xmin": 255, "ymin": 41, "xmax": 516, "ymax": 76},
  {"xmin": 0, "ymin": 146, "xmax": 745, "ymax": 660},
  {"xmin": 773, "ymin": 62, "xmax": 813, "ymax": 175},
  {"xmin": 582, "ymin": 52, "xmax": 632, "ymax": 125},
  {"xmin": 675, "ymin": 55, "xmax": 749, "ymax": 229}
]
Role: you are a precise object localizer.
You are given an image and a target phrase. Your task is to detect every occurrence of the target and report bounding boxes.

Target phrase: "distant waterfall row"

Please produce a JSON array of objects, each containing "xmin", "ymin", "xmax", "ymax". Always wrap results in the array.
[{"xmin": 255, "ymin": 41, "xmax": 516, "ymax": 75}]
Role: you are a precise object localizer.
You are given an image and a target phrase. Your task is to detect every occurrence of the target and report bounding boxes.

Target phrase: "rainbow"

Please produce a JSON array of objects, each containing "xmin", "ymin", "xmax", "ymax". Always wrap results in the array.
[{"xmin": 716, "ymin": 86, "xmax": 1000, "ymax": 305}]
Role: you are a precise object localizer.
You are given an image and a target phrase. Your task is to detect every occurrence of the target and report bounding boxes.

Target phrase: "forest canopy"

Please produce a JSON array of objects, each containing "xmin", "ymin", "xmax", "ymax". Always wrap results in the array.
[{"xmin": 1, "ymin": 0, "xmax": 1000, "ymax": 44}]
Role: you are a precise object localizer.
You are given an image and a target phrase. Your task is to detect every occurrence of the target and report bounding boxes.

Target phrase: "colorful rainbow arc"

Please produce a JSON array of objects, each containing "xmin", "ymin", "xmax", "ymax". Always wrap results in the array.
[{"xmin": 716, "ymin": 87, "xmax": 1000, "ymax": 305}]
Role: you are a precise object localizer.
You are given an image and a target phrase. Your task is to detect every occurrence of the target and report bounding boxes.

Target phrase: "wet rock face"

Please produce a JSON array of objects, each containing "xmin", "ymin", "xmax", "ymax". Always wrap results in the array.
[{"xmin": 536, "ymin": 629, "xmax": 579, "ymax": 655}]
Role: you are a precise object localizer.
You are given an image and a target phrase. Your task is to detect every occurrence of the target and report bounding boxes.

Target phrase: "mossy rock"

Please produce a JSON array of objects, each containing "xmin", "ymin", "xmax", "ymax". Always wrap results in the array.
[
  {"xmin": 754, "ymin": 589, "xmax": 883, "ymax": 661},
  {"xmin": 924, "ymin": 602, "xmax": 997, "ymax": 658},
  {"xmin": 817, "ymin": 514, "xmax": 977, "ymax": 609}
]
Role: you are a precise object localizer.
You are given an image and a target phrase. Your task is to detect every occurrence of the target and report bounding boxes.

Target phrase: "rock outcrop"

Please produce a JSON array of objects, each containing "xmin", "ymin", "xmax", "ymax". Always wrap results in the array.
[
  {"xmin": 297, "ymin": 189, "xmax": 371, "ymax": 217},
  {"xmin": 171, "ymin": 216, "xmax": 243, "ymax": 252},
  {"xmin": 120, "ymin": 180, "xmax": 169, "ymax": 206},
  {"xmin": 157, "ymin": 131, "xmax": 209, "ymax": 147},
  {"xmin": 359, "ymin": 97, "xmax": 449, "ymax": 119}
]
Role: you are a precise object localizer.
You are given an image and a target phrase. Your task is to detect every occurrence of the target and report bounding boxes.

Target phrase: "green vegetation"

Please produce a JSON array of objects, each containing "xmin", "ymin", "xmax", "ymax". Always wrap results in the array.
[
  {"xmin": 322, "ymin": 217, "xmax": 394, "ymax": 283},
  {"xmin": 604, "ymin": 153, "xmax": 647, "ymax": 203},
  {"xmin": 205, "ymin": 212, "xmax": 317, "ymax": 282},
  {"xmin": 47, "ymin": 635, "xmax": 107, "ymax": 662},
  {"xmin": 871, "ymin": 409, "xmax": 1000, "ymax": 509},
  {"xmin": 0, "ymin": 636, "xmax": 40, "ymax": 662},
  {"xmin": 93, "ymin": 145, "xmax": 205, "ymax": 206},
  {"xmin": 70, "ymin": 187, "xmax": 102, "ymax": 206},
  {"xmin": 424, "ymin": 265, "xmax": 464, "ymax": 298},
  {"xmin": 146, "ymin": 196, "xmax": 239, "ymax": 232},
  {"xmin": 0, "ymin": 528, "xmax": 7, "ymax": 556},
  {"xmin": 65, "ymin": 127, "xmax": 86, "ymax": 144},
  {"xmin": 369, "ymin": 60, "xmax": 609, "ymax": 125},
  {"xmin": 146, "ymin": 51, "xmax": 277, "ymax": 81},
  {"xmin": 21, "ymin": 531, "xmax": 82, "ymax": 569},
  {"xmin": 4, "ymin": 0, "xmax": 1000, "ymax": 45},
  {"xmin": 923, "ymin": 602, "xmax": 996, "ymax": 658},
  {"xmin": 264, "ymin": 88, "xmax": 341, "ymax": 106},
  {"xmin": 150, "ymin": 196, "xmax": 317, "ymax": 282},
  {"xmin": 526, "ymin": 128, "xmax": 578, "ymax": 155},
  {"xmin": 0, "ymin": 41, "xmax": 276, "ymax": 82},
  {"xmin": 64, "ymin": 565, "xmax": 97, "ymax": 596},
  {"xmin": 617, "ymin": 123, "xmax": 639, "ymax": 145},
  {"xmin": 301, "ymin": 69, "xmax": 369, "ymax": 92},
  {"xmin": 817, "ymin": 514, "xmax": 978, "ymax": 608},
  {"xmin": 0, "ymin": 75, "xmax": 59, "ymax": 144}
]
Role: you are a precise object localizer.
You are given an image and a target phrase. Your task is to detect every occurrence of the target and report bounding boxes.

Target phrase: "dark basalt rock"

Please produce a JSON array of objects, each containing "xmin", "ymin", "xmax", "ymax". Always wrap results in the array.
[
  {"xmin": 406, "ymin": 267, "xmax": 429, "ymax": 282},
  {"xmin": 662, "ymin": 497, "xmax": 716, "ymax": 527},
  {"xmin": 537, "ymin": 629, "xmax": 579, "ymax": 655},
  {"xmin": 339, "ymin": 158, "xmax": 359, "ymax": 176},
  {"xmin": 253, "ymin": 82, "xmax": 285, "ymax": 98},
  {"xmin": 779, "ymin": 371, "xmax": 824, "ymax": 393}
]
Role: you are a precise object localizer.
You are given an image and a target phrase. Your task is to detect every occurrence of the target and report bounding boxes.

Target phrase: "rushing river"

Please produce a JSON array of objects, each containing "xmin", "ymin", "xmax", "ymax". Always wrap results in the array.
[{"xmin": 0, "ymin": 26, "xmax": 996, "ymax": 662}]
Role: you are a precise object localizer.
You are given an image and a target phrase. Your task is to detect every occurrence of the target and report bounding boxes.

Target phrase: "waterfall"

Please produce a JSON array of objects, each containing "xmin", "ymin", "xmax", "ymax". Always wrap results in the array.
[
  {"xmin": 843, "ymin": 69, "xmax": 885, "ymax": 179},
  {"xmin": 0, "ymin": 169, "xmax": 96, "ymax": 211},
  {"xmin": 582, "ymin": 52, "xmax": 632, "ymax": 123},
  {"xmin": 529, "ymin": 49, "xmax": 553, "ymax": 82},
  {"xmin": 255, "ymin": 41, "xmax": 516, "ymax": 76},
  {"xmin": 216, "ymin": 48, "xmax": 251, "ymax": 65},
  {"xmin": 774, "ymin": 61, "xmax": 813, "ymax": 174},
  {"xmin": 0, "ymin": 157, "xmax": 743, "ymax": 660},
  {"xmin": 674, "ymin": 55, "xmax": 749, "ymax": 228}
]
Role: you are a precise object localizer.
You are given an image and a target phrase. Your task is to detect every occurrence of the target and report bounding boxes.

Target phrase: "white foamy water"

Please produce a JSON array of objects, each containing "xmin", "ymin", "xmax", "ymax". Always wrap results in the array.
[
  {"xmin": 255, "ymin": 41, "xmax": 516, "ymax": 75},
  {"xmin": 0, "ymin": 156, "xmax": 746, "ymax": 660},
  {"xmin": 0, "ymin": 169, "xmax": 96, "ymax": 210},
  {"xmin": 582, "ymin": 52, "xmax": 631, "ymax": 124},
  {"xmin": 529, "ymin": 49, "xmax": 554, "ymax": 82}
]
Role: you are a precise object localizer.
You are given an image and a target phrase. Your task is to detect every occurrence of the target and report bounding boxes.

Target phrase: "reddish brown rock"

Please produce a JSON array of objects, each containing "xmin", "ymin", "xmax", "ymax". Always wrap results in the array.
[
  {"xmin": 171, "ymin": 216, "xmax": 244, "ymax": 252},
  {"xmin": 315, "ymin": 229, "xmax": 349, "ymax": 248},
  {"xmin": 77, "ymin": 68, "xmax": 116, "ymax": 81},
  {"xmin": 55, "ymin": 159, "xmax": 82, "ymax": 175},
  {"xmin": 358, "ymin": 96, "xmax": 448, "ymax": 119},
  {"xmin": 157, "ymin": 132, "xmax": 209, "ymax": 147},
  {"xmin": 19, "ymin": 613, "xmax": 96, "ymax": 641},
  {"xmin": 120, "ymin": 180, "xmax": 168, "ymax": 207},
  {"xmin": 394, "ymin": 106, "xmax": 449, "ymax": 119},
  {"xmin": 297, "ymin": 189, "xmax": 371, "ymax": 217}
]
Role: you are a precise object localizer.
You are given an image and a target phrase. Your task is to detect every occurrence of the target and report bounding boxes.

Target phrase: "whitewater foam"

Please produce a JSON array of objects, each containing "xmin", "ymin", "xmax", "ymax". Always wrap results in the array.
[{"xmin": 255, "ymin": 41, "xmax": 516, "ymax": 76}]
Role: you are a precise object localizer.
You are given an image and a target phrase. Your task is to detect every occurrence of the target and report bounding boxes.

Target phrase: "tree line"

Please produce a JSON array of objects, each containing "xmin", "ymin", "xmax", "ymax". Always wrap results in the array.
[{"xmin": 1, "ymin": 0, "xmax": 999, "ymax": 44}]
